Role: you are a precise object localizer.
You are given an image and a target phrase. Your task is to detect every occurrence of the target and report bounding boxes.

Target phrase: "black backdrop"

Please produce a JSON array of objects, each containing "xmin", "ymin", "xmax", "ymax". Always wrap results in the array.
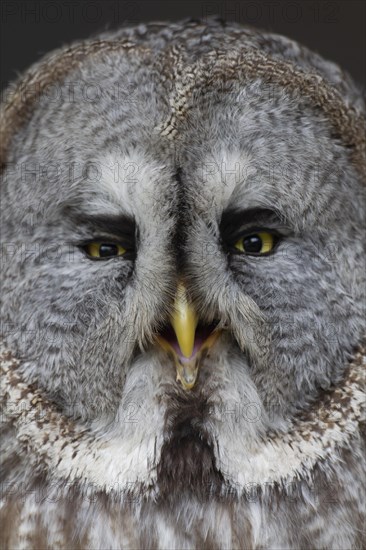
[{"xmin": 1, "ymin": 0, "xmax": 365, "ymax": 92}]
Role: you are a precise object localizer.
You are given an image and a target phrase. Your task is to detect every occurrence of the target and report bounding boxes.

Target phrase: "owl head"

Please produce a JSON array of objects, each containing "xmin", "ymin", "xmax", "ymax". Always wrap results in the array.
[{"xmin": 1, "ymin": 18, "xmax": 365, "ymax": 494}]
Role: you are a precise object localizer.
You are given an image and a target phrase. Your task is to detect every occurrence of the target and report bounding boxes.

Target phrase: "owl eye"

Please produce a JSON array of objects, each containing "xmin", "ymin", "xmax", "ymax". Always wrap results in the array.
[
  {"xmin": 234, "ymin": 231, "xmax": 276, "ymax": 255},
  {"xmin": 83, "ymin": 242, "xmax": 126, "ymax": 259}
]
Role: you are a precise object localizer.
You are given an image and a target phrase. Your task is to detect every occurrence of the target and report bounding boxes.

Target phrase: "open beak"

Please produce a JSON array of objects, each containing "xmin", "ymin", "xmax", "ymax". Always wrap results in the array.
[{"xmin": 157, "ymin": 282, "xmax": 220, "ymax": 390}]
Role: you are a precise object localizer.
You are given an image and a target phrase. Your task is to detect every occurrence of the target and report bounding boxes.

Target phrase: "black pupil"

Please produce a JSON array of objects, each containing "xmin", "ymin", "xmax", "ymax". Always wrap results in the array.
[
  {"xmin": 99, "ymin": 244, "xmax": 118, "ymax": 257},
  {"xmin": 243, "ymin": 234, "xmax": 262, "ymax": 253}
]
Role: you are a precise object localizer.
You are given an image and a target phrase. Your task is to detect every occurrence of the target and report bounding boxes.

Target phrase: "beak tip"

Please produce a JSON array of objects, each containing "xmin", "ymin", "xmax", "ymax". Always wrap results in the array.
[
  {"xmin": 176, "ymin": 361, "xmax": 199, "ymax": 391},
  {"xmin": 180, "ymin": 344, "xmax": 194, "ymax": 359}
]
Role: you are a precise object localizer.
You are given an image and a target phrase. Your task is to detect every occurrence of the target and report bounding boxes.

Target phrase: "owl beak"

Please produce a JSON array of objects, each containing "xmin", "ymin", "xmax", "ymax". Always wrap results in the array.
[
  {"xmin": 170, "ymin": 282, "xmax": 199, "ymax": 359},
  {"xmin": 157, "ymin": 282, "xmax": 220, "ymax": 390}
]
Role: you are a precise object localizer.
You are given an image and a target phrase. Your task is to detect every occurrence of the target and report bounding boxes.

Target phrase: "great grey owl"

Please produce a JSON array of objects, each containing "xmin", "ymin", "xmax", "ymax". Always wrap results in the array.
[{"xmin": 0, "ymin": 16, "xmax": 365, "ymax": 550}]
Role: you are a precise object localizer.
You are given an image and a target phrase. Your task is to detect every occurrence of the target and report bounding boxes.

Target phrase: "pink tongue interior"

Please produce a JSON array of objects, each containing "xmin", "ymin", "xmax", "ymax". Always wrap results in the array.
[{"xmin": 160, "ymin": 324, "xmax": 215, "ymax": 360}]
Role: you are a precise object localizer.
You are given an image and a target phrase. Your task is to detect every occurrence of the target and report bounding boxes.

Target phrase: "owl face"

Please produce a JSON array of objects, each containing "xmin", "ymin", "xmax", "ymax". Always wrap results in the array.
[{"xmin": 1, "ymin": 48, "xmax": 365, "ymax": 492}]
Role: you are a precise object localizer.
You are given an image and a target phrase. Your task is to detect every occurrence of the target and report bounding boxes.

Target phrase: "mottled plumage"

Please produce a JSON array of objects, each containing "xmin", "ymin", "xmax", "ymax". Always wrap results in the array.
[{"xmin": 1, "ymin": 17, "xmax": 365, "ymax": 549}]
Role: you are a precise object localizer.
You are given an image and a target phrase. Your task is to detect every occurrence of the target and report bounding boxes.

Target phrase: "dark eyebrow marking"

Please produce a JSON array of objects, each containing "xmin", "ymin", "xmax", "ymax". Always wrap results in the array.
[
  {"xmin": 68, "ymin": 210, "xmax": 137, "ymax": 243},
  {"xmin": 220, "ymin": 208, "xmax": 283, "ymax": 240}
]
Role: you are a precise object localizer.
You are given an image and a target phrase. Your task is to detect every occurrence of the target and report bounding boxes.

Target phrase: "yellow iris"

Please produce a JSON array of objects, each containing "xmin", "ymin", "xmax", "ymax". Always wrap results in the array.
[
  {"xmin": 84, "ymin": 242, "xmax": 126, "ymax": 258},
  {"xmin": 234, "ymin": 231, "xmax": 275, "ymax": 255}
]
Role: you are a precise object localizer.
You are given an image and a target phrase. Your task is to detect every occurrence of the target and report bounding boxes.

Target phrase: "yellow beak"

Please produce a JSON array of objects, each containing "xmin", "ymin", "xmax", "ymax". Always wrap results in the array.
[
  {"xmin": 157, "ymin": 282, "xmax": 220, "ymax": 391},
  {"xmin": 170, "ymin": 282, "xmax": 199, "ymax": 358}
]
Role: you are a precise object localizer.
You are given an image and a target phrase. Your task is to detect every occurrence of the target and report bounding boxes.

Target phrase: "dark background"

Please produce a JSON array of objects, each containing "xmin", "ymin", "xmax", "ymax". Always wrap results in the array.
[{"xmin": 1, "ymin": 0, "xmax": 365, "ymax": 92}]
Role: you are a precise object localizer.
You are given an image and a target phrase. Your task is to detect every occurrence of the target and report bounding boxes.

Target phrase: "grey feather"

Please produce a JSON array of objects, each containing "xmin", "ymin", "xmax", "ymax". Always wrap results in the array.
[{"xmin": 1, "ymin": 17, "xmax": 365, "ymax": 550}]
